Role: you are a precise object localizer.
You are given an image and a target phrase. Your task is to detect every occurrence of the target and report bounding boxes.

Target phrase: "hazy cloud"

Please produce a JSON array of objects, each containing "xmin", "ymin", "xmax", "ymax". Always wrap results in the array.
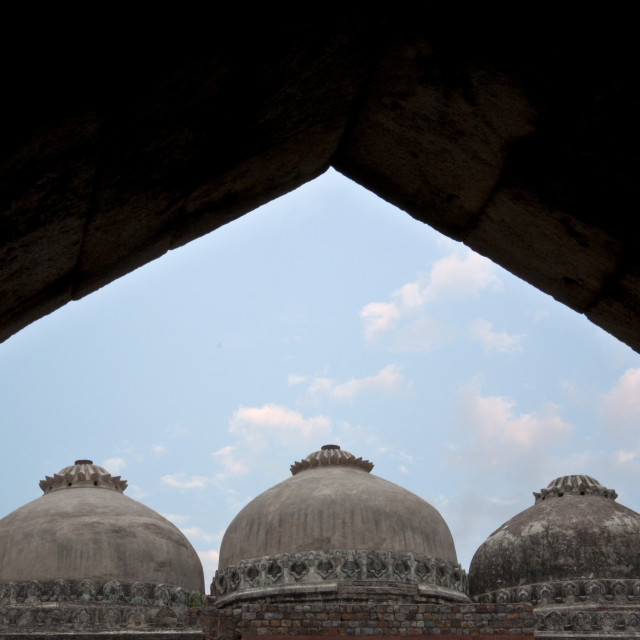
[
  {"xmin": 152, "ymin": 444, "xmax": 167, "ymax": 455},
  {"xmin": 533, "ymin": 309, "xmax": 550, "ymax": 323},
  {"xmin": 161, "ymin": 513, "xmax": 187, "ymax": 525},
  {"xmin": 452, "ymin": 381, "xmax": 573, "ymax": 470},
  {"xmin": 102, "ymin": 457, "xmax": 127, "ymax": 473},
  {"xmin": 470, "ymin": 318, "xmax": 524, "ymax": 354},
  {"xmin": 601, "ymin": 368, "xmax": 640, "ymax": 432},
  {"xmin": 182, "ymin": 527, "xmax": 221, "ymax": 544},
  {"xmin": 287, "ymin": 374, "xmax": 308, "ymax": 386},
  {"xmin": 161, "ymin": 474, "xmax": 211, "ymax": 489},
  {"xmin": 126, "ymin": 484, "xmax": 148, "ymax": 500},
  {"xmin": 164, "ymin": 423, "xmax": 187, "ymax": 437},
  {"xmin": 304, "ymin": 365, "xmax": 410, "ymax": 401},
  {"xmin": 198, "ymin": 549, "xmax": 220, "ymax": 586},
  {"xmin": 211, "ymin": 445, "xmax": 249, "ymax": 478},
  {"xmin": 361, "ymin": 302, "xmax": 401, "ymax": 340}
]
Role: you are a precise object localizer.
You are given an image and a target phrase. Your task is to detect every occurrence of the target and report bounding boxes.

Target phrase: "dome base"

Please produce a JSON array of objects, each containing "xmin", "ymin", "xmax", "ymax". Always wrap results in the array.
[{"xmin": 212, "ymin": 549, "xmax": 467, "ymax": 604}]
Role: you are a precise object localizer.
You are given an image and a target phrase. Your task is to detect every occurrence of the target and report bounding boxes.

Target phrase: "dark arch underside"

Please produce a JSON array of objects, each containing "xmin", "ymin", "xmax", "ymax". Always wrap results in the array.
[{"xmin": 2, "ymin": 17, "xmax": 639, "ymax": 351}]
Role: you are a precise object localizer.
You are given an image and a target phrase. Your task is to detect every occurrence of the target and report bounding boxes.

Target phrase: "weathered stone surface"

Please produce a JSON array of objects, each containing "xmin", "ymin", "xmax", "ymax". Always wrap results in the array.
[
  {"xmin": 468, "ymin": 476, "xmax": 640, "ymax": 599},
  {"xmin": 218, "ymin": 448, "xmax": 458, "ymax": 572},
  {"xmin": 0, "ymin": 461, "xmax": 204, "ymax": 592},
  {"xmin": 0, "ymin": 578, "xmax": 202, "ymax": 636}
]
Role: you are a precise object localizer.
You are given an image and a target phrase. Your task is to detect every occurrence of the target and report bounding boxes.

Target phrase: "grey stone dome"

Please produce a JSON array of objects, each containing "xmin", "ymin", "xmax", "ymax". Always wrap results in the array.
[
  {"xmin": 469, "ymin": 475, "xmax": 640, "ymax": 602},
  {"xmin": 214, "ymin": 446, "xmax": 466, "ymax": 603},
  {"xmin": 0, "ymin": 460, "xmax": 204, "ymax": 592}
]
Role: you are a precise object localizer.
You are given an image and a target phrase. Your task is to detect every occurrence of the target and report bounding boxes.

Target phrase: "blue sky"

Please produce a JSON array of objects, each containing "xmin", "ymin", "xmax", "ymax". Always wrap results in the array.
[{"xmin": 2, "ymin": 169, "xmax": 640, "ymax": 588}]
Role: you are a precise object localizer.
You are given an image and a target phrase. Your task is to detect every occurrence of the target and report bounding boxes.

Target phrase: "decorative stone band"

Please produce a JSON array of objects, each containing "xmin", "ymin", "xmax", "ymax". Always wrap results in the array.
[
  {"xmin": 472, "ymin": 578, "xmax": 640, "ymax": 605},
  {"xmin": 212, "ymin": 549, "xmax": 467, "ymax": 604},
  {"xmin": 535, "ymin": 603, "xmax": 640, "ymax": 635},
  {"xmin": 0, "ymin": 579, "xmax": 203, "ymax": 633},
  {"xmin": 533, "ymin": 475, "xmax": 617, "ymax": 503},
  {"xmin": 0, "ymin": 579, "xmax": 198, "ymax": 607}
]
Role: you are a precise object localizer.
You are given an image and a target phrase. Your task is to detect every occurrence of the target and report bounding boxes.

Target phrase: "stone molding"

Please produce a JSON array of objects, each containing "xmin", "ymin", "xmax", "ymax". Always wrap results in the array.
[
  {"xmin": 473, "ymin": 578, "xmax": 640, "ymax": 605},
  {"xmin": 535, "ymin": 603, "xmax": 640, "ymax": 636},
  {"xmin": 0, "ymin": 579, "xmax": 200, "ymax": 632},
  {"xmin": 212, "ymin": 549, "xmax": 467, "ymax": 602}
]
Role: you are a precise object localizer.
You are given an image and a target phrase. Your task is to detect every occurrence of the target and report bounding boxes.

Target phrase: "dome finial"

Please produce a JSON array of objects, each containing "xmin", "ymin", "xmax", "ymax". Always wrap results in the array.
[
  {"xmin": 39, "ymin": 460, "xmax": 128, "ymax": 494},
  {"xmin": 290, "ymin": 446, "xmax": 373, "ymax": 475},
  {"xmin": 532, "ymin": 475, "xmax": 617, "ymax": 503}
]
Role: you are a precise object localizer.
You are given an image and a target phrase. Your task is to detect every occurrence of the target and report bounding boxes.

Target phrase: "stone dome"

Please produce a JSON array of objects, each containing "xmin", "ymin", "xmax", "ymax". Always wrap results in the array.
[
  {"xmin": 0, "ymin": 460, "xmax": 204, "ymax": 592},
  {"xmin": 469, "ymin": 475, "xmax": 640, "ymax": 602},
  {"xmin": 214, "ymin": 445, "xmax": 466, "ymax": 603}
]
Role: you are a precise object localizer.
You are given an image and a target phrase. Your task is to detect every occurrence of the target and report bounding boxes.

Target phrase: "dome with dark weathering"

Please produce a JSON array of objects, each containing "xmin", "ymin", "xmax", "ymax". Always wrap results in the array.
[{"xmin": 469, "ymin": 475, "xmax": 640, "ymax": 603}]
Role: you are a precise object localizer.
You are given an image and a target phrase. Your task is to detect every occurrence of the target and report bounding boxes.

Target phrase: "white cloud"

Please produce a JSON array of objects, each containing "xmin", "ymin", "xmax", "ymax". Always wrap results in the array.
[
  {"xmin": 422, "ymin": 252, "xmax": 502, "ymax": 303},
  {"xmin": 229, "ymin": 404, "xmax": 332, "ymax": 445},
  {"xmin": 161, "ymin": 474, "xmax": 211, "ymax": 489},
  {"xmin": 470, "ymin": 318, "xmax": 524, "ymax": 354},
  {"xmin": 287, "ymin": 374, "xmax": 307, "ymax": 386},
  {"xmin": 102, "ymin": 457, "xmax": 127, "ymax": 473},
  {"xmin": 360, "ymin": 249, "xmax": 502, "ymax": 348},
  {"xmin": 360, "ymin": 302, "xmax": 400, "ymax": 340},
  {"xmin": 601, "ymin": 368, "xmax": 640, "ymax": 432},
  {"xmin": 304, "ymin": 365, "xmax": 410, "ymax": 401},
  {"xmin": 152, "ymin": 444, "xmax": 167, "ymax": 455}
]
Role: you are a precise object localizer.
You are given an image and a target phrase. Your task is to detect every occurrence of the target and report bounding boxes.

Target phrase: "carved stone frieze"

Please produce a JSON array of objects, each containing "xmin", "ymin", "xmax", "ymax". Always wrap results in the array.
[
  {"xmin": 212, "ymin": 549, "xmax": 467, "ymax": 601},
  {"xmin": 0, "ymin": 578, "xmax": 201, "ymax": 632},
  {"xmin": 535, "ymin": 603, "xmax": 640, "ymax": 634},
  {"xmin": 473, "ymin": 578, "xmax": 640, "ymax": 605}
]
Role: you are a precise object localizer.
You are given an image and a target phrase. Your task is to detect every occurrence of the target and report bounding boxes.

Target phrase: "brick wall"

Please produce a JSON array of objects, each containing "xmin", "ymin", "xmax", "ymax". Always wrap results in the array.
[{"xmin": 188, "ymin": 602, "xmax": 535, "ymax": 638}]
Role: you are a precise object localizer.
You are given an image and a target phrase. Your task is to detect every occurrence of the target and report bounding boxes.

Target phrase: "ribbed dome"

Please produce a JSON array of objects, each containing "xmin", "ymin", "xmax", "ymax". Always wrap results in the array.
[
  {"xmin": 220, "ymin": 445, "xmax": 456, "ymax": 567},
  {"xmin": 214, "ymin": 446, "xmax": 466, "ymax": 603},
  {"xmin": 469, "ymin": 475, "xmax": 640, "ymax": 600},
  {"xmin": 0, "ymin": 460, "xmax": 204, "ymax": 592}
]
